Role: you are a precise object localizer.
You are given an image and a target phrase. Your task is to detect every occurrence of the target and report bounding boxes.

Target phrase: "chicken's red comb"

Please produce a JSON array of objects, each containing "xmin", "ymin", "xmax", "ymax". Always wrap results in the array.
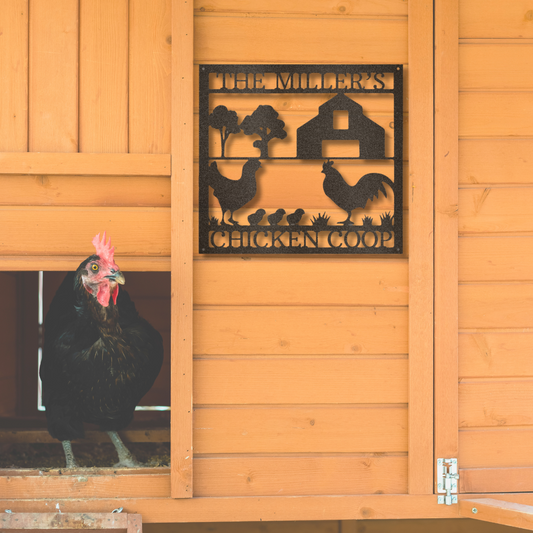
[{"xmin": 92, "ymin": 232, "xmax": 115, "ymax": 263}]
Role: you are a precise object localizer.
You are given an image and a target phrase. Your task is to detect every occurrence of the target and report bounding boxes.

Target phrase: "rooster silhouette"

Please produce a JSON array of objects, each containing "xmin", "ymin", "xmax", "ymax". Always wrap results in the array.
[
  {"xmin": 321, "ymin": 160, "xmax": 394, "ymax": 225},
  {"xmin": 208, "ymin": 158, "xmax": 262, "ymax": 225}
]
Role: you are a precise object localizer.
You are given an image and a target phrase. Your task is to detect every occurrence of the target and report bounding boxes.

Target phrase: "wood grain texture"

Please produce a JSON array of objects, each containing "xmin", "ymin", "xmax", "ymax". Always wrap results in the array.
[
  {"xmin": 460, "ymin": 498, "xmax": 533, "ymax": 530},
  {"xmin": 0, "ymin": 495, "xmax": 457, "ymax": 522},
  {"xmin": 460, "ymin": 379, "xmax": 533, "ymax": 427},
  {"xmin": 459, "ymin": 332, "xmax": 533, "ymax": 377},
  {"xmin": 0, "ymin": 0, "xmax": 28, "ymax": 151},
  {"xmin": 194, "ymin": 455, "xmax": 407, "ymax": 496},
  {"xmin": 462, "ymin": 468, "xmax": 533, "ymax": 494},
  {"xmin": 459, "ymin": 140, "xmax": 533, "ymax": 185},
  {"xmin": 459, "ymin": 283, "xmax": 533, "ymax": 329},
  {"xmin": 129, "ymin": 0, "xmax": 171, "ymax": 154},
  {"xmin": 29, "ymin": 0, "xmax": 78, "ymax": 152},
  {"xmin": 147, "ymin": 522, "xmax": 339, "ymax": 533},
  {"xmin": 194, "ymin": 0, "xmax": 408, "ymax": 17},
  {"xmin": 460, "ymin": 43, "xmax": 533, "ymax": 90},
  {"xmin": 460, "ymin": 237, "xmax": 533, "ymax": 281},
  {"xmin": 0, "ymin": 152, "xmax": 171, "ymax": 175},
  {"xmin": 0, "ymin": 206, "xmax": 170, "ymax": 256},
  {"xmin": 194, "ymin": 307, "xmax": 408, "ymax": 355},
  {"xmin": 461, "ymin": 427, "xmax": 533, "ymax": 468},
  {"xmin": 434, "ymin": 0, "xmax": 459, "ymax": 468},
  {"xmin": 194, "ymin": 16, "xmax": 407, "ymax": 64},
  {"xmin": 0, "ymin": 175, "xmax": 170, "ymax": 207},
  {"xmin": 194, "ymin": 406, "xmax": 407, "ymax": 453},
  {"xmin": 194, "ymin": 259, "xmax": 408, "ymax": 306},
  {"xmin": 460, "ymin": 1, "xmax": 533, "ymax": 39},
  {"xmin": 79, "ymin": 0, "xmax": 128, "ymax": 152},
  {"xmin": 407, "ymin": 0, "xmax": 434, "ymax": 495},
  {"xmin": 193, "ymin": 357, "xmax": 408, "ymax": 405},
  {"xmin": 460, "ymin": 93, "xmax": 533, "ymax": 138},
  {"xmin": 171, "ymin": 0, "xmax": 194, "ymax": 499},
  {"xmin": 459, "ymin": 186, "xmax": 533, "ymax": 235}
]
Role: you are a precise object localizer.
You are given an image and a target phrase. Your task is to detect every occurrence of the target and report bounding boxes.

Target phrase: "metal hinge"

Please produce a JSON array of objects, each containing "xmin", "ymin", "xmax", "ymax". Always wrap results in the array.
[{"xmin": 437, "ymin": 458, "xmax": 459, "ymax": 505}]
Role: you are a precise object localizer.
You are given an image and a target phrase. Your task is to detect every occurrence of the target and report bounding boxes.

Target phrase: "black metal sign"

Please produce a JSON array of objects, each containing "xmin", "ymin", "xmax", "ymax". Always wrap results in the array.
[{"xmin": 199, "ymin": 64, "xmax": 403, "ymax": 254}]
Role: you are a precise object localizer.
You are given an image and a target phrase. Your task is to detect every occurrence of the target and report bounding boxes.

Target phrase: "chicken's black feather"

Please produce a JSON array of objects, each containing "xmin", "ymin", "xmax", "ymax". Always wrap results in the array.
[{"xmin": 40, "ymin": 258, "xmax": 163, "ymax": 442}]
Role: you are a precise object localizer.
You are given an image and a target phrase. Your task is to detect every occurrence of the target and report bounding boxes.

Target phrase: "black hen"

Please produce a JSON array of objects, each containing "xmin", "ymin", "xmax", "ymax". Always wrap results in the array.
[
  {"xmin": 40, "ymin": 233, "xmax": 163, "ymax": 468},
  {"xmin": 208, "ymin": 158, "xmax": 262, "ymax": 225},
  {"xmin": 322, "ymin": 160, "xmax": 394, "ymax": 225}
]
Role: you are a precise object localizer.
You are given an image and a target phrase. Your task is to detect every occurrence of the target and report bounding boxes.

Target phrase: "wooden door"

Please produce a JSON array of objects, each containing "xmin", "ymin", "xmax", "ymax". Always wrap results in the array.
[{"xmin": 435, "ymin": 0, "xmax": 533, "ymax": 498}]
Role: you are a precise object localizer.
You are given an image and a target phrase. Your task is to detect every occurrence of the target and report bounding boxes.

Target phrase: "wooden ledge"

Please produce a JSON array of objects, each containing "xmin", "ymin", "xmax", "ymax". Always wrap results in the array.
[
  {"xmin": 0, "ymin": 513, "xmax": 142, "ymax": 533},
  {"xmin": 460, "ymin": 498, "xmax": 533, "ymax": 530}
]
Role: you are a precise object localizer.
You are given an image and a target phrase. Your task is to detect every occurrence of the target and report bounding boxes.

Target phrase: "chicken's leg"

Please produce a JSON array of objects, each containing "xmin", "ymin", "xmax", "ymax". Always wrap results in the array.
[
  {"xmin": 107, "ymin": 431, "xmax": 141, "ymax": 468},
  {"xmin": 62, "ymin": 440, "xmax": 79, "ymax": 468},
  {"xmin": 338, "ymin": 210, "xmax": 354, "ymax": 225}
]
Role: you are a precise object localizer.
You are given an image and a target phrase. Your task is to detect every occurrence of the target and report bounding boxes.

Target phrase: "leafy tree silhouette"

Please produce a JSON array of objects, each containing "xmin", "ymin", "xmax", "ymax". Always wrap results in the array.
[
  {"xmin": 209, "ymin": 105, "xmax": 240, "ymax": 158},
  {"xmin": 240, "ymin": 105, "xmax": 287, "ymax": 158}
]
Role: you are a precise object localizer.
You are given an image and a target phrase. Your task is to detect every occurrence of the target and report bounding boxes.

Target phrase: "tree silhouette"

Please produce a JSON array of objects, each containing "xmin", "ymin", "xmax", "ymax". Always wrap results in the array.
[
  {"xmin": 209, "ymin": 105, "xmax": 240, "ymax": 158},
  {"xmin": 240, "ymin": 105, "xmax": 287, "ymax": 158}
]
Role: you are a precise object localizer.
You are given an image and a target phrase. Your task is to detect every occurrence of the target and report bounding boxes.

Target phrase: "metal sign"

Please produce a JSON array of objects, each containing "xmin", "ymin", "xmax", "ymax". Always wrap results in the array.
[{"xmin": 199, "ymin": 64, "xmax": 403, "ymax": 254}]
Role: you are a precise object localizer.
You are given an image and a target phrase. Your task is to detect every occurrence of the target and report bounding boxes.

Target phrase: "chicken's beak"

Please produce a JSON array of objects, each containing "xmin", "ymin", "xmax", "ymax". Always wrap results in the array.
[{"xmin": 107, "ymin": 271, "xmax": 125, "ymax": 285}]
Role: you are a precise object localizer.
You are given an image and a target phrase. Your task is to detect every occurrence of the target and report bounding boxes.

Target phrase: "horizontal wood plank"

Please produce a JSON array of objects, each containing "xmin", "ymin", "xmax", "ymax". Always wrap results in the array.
[
  {"xmin": 459, "ymin": 140, "xmax": 533, "ymax": 185},
  {"xmin": 460, "ymin": 427, "xmax": 533, "ymax": 468},
  {"xmin": 459, "ymin": 332, "xmax": 533, "ymax": 377},
  {"xmin": 0, "ymin": 153, "xmax": 171, "ymax": 175},
  {"xmin": 194, "ymin": 258, "xmax": 408, "ymax": 306},
  {"xmin": 460, "ymin": 93, "xmax": 533, "ymax": 138},
  {"xmin": 194, "ymin": 0, "xmax": 408, "ymax": 17},
  {"xmin": 194, "ymin": 455, "xmax": 407, "ymax": 496},
  {"xmin": 194, "ymin": 307, "xmax": 408, "ymax": 355},
  {"xmin": 193, "ymin": 357, "xmax": 407, "ymax": 404},
  {"xmin": 459, "ymin": 237, "xmax": 533, "ymax": 282},
  {"xmin": 460, "ymin": 468, "xmax": 533, "ymax": 494},
  {"xmin": 460, "ymin": 379, "xmax": 533, "ymax": 427},
  {"xmin": 0, "ymin": 494, "xmax": 456, "ymax": 522},
  {"xmin": 460, "ymin": 1, "xmax": 533, "ymax": 39},
  {"xmin": 195, "ymin": 17, "xmax": 407, "ymax": 64},
  {"xmin": 0, "ymin": 175, "xmax": 170, "ymax": 206},
  {"xmin": 460, "ymin": 44, "xmax": 533, "ymax": 90},
  {"xmin": 459, "ymin": 498, "xmax": 533, "ymax": 530},
  {"xmin": 194, "ymin": 406, "xmax": 407, "ymax": 453},
  {"xmin": 0, "ymin": 256, "xmax": 171, "ymax": 272},
  {"xmin": 459, "ymin": 186, "xmax": 533, "ymax": 235},
  {"xmin": 459, "ymin": 283, "xmax": 533, "ymax": 329},
  {"xmin": 0, "ymin": 206, "xmax": 170, "ymax": 256}
]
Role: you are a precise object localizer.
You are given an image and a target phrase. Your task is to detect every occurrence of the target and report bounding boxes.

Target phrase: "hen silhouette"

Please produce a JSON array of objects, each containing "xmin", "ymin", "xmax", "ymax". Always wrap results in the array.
[
  {"xmin": 322, "ymin": 160, "xmax": 394, "ymax": 225},
  {"xmin": 208, "ymin": 158, "xmax": 262, "ymax": 225}
]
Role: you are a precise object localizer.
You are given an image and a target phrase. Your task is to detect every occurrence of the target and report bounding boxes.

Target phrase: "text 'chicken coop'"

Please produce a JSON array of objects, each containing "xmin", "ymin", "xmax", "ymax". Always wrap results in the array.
[{"xmin": 199, "ymin": 64, "xmax": 403, "ymax": 254}]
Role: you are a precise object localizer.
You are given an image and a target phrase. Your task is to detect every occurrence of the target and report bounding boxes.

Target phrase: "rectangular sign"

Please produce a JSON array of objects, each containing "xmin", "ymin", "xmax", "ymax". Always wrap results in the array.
[{"xmin": 199, "ymin": 64, "xmax": 403, "ymax": 254}]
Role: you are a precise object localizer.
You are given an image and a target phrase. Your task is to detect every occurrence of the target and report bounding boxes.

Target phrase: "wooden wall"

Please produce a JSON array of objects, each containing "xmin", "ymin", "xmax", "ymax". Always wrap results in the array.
[
  {"xmin": 191, "ymin": 0, "xmax": 409, "ymax": 497},
  {"xmin": 458, "ymin": 1, "xmax": 533, "ymax": 490},
  {"xmin": 0, "ymin": 0, "xmax": 171, "ymax": 267}
]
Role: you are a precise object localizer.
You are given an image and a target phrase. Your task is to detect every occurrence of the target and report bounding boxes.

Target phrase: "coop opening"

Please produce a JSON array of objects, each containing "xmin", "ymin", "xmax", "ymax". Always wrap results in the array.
[{"xmin": 0, "ymin": 271, "xmax": 170, "ymax": 471}]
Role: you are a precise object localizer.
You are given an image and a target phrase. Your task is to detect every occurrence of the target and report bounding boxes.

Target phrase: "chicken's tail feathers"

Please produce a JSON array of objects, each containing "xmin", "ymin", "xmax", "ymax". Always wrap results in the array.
[{"xmin": 355, "ymin": 173, "xmax": 395, "ymax": 205}]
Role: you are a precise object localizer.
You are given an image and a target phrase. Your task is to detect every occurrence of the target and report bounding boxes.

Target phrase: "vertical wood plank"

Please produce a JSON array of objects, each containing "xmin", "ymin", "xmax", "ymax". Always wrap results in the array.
[
  {"xmin": 171, "ymin": 0, "xmax": 194, "ymax": 498},
  {"xmin": 79, "ymin": 0, "xmax": 128, "ymax": 153},
  {"xmin": 434, "ymin": 0, "xmax": 459, "ymax": 474},
  {"xmin": 29, "ymin": 0, "xmax": 78, "ymax": 152},
  {"xmin": 0, "ymin": 0, "xmax": 28, "ymax": 151},
  {"xmin": 408, "ymin": 0, "xmax": 434, "ymax": 494},
  {"xmin": 129, "ymin": 0, "xmax": 172, "ymax": 154}
]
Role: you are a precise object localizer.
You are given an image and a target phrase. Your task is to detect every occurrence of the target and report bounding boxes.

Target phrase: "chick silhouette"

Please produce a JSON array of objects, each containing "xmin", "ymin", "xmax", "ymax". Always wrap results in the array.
[
  {"xmin": 267, "ymin": 209, "xmax": 286, "ymax": 226},
  {"xmin": 287, "ymin": 208, "xmax": 305, "ymax": 225},
  {"xmin": 248, "ymin": 208, "xmax": 266, "ymax": 226}
]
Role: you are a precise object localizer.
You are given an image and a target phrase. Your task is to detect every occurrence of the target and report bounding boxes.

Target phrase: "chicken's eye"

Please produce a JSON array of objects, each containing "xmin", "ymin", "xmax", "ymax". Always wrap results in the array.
[{"xmin": 91, "ymin": 264, "xmax": 99, "ymax": 272}]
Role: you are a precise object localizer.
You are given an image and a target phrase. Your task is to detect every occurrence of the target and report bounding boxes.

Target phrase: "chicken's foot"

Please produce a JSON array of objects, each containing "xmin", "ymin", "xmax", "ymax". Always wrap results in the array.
[
  {"xmin": 61, "ymin": 440, "xmax": 79, "ymax": 469},
  {"xmin": 107, "ymin": 431, "xmax": 141, "ymax": 468}
]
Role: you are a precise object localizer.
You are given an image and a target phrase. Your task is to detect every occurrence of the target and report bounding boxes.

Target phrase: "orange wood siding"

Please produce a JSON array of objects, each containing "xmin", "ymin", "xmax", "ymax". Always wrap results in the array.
[
  {"xmin": 458, "ymin": 0, "xmax": 533, "ymax": 490},
  {"xmin": 191, "ymin": 0, "xmax": 409, "ymax": 497}
]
